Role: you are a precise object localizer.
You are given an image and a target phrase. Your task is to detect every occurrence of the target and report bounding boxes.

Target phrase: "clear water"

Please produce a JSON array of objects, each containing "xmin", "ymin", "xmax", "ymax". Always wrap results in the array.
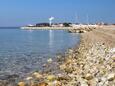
[{"xmin": 0, "ymin": 27, "xmax": 80, "ymax": 76}]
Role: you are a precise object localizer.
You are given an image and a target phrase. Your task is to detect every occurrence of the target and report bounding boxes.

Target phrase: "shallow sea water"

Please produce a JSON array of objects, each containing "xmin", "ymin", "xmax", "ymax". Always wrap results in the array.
[{"xmin": 0, "ymin": 27, "xmax": 80, "ymax": 77}]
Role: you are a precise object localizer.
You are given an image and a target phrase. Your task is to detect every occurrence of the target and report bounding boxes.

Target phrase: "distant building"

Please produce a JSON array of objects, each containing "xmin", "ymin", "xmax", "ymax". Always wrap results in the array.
[
  {"xmin": 26, "ymin": 22, "xmax": 72, "ymax": 27},
  {"xmin": 96, "ymin": 22, "xmax": 105, "ymax": 25},
  {"xmin": 62, "ymin": 23, "xmax": 72, "ymax": 27},
  {"xmin": 36, "ymin": 23, "xmax": 50, "ymax": 27},
  {"xmin": 27, "ymin": 24, "xmax": 35, "ymax": 27},
  {"xmin": 52, "ymin": 23, "xmax": 64, "ymax": 27}
]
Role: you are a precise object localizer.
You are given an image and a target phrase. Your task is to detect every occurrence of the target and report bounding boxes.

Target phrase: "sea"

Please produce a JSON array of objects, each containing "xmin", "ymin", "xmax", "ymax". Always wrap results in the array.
[{"xmin": 0, "ymin": 27, "xmax": 80, "ymax": 79}]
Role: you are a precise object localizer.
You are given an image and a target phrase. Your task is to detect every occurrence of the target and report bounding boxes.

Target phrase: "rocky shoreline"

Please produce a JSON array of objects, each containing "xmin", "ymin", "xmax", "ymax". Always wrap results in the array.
[{"xmin": 0, "ymin": 26, "xmax": 115, "ymax": 86}]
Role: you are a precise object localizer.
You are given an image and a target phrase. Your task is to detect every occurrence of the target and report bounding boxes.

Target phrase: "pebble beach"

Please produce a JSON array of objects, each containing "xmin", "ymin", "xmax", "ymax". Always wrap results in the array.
[{"xmin": 0, "ymin": 25, "xmax": 115, "ymax": 86}]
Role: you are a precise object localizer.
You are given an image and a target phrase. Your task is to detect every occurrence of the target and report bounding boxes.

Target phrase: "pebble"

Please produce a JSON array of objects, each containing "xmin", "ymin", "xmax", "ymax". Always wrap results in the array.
[
  {"xmin": 47, "ymin": 75, "xmax": 56, "ymax": 81},
  {"xmin": 33, "ymin": 72, "xmax": 43, "ymax": 79},
  {"xmin": 53, "ymin": 80, "xmax": 61, "ymax": 86},
  {"xmin": 18, "ymin": 82, "xmax": 25, "ymax": 86},
  {"xmin": 84, "ymin": 73, "xmax": 93, "ymax": 80},
  {"xmin": 47, "ymin": 58, "xmax": 53, "ymax": 63},
  {"xmin": 107, "ymin": 73, "xmax": 115, "ymax": 81},
  {"xmin": 59, "ymin": 64, "xmax": 67, "ymax": 70},
  {"xmin": 26, "ymin": 77, "xmax": 33, "ymax": 80},
  {"xmin": 109, "ymin": 48, "xmax": 115, "ymax": 53},
  {"xmin": 38, "ymin": 82, "xmax": 48, "ymax": 86},
  {"xmin": 111, "ymin": 56, "xmax": 115, "ymax": 61}
]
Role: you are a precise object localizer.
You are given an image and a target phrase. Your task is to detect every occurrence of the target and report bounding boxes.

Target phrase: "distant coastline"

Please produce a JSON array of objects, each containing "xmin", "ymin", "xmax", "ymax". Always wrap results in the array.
[{"xmin": 20, "ymin": 26, "xmax": 72, "ymax": 30}]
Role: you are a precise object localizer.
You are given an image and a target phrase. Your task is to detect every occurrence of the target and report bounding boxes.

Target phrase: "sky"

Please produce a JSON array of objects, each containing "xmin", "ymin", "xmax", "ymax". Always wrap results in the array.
[{"xmin": 0, "ymin": 0, "xmax": 115, "ymax": 27}]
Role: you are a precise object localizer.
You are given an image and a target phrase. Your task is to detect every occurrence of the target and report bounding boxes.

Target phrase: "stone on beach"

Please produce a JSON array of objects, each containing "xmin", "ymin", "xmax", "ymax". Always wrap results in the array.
[
  {"xmin": 84, "ymin": 73, "xmax": 93, "ymax": 80},
  {"xmin": 47, "ymin": 58, "xmax": 53, "ymax": 63},
  {"xmin": 33, "ymin": 72, "xmax": 43, "ymax": 79},
  {"xmin": 109, "ymin": 48, "xmax": 115, "ymax": 53},
  {"xmin": 47, "ymin": 80, "xmax": 61, "ymax": 86},
  {"xmin": 38, "ymin": 82, "xmax": 48, "ymax": 86},
  {"xmin": 18, "ymin": 82, "xmax": 25, "ymax": 86},
  {"xmin": 26, "ymin": 77, "xmax": 33, "ymax": 80},
  {"xmin": 107, "ymin": 73, "xmax": 115, "ymax": 81},
  {"xmin": 111, "ymin": 56, "xmax": 115, "ymax": 61},
  {"xmin": 47, "ymin": 75, "xmax": 56, "ymax": 81}
]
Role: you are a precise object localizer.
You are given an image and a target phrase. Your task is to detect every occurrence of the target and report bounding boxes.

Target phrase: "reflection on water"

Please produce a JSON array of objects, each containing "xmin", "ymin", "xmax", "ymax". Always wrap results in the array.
[
  {"xmin": 0, "ymin": 28, "xmax": 80, "ymax": 76},
  {"xmin": 49, "ymin": 30, "xmax": 54, "ymax": 52}
]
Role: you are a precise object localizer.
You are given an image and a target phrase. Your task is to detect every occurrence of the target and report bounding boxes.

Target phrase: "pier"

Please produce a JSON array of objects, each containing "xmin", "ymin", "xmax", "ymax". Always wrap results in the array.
[
  {"xmin": 21, "ymin": 27, "xmax": 72, "ymax": 30},
  {"xmin": 21, "ymin": 25, "xmax": 100, "ymax": 33}
]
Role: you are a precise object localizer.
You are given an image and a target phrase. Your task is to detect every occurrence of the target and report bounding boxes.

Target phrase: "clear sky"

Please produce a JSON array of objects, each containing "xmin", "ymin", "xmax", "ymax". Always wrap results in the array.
[{"xmin": 0, "ymin": 0, "xmax": 115, "ymax": 27}]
